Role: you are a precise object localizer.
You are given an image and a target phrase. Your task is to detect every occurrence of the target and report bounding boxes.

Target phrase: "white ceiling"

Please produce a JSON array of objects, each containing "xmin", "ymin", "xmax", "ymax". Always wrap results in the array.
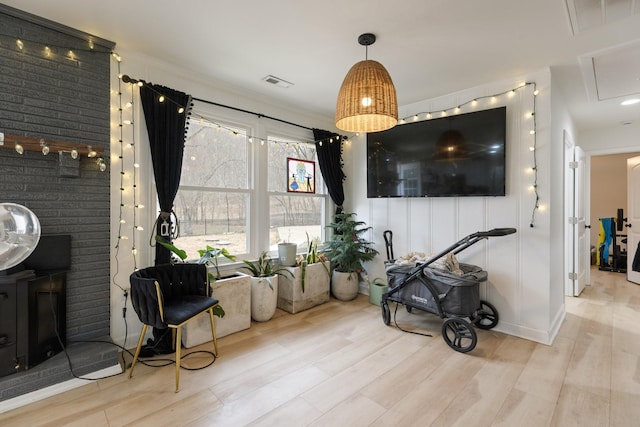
[{"xmin": 3, "ymin": 0, "xmax": 640, "ymax": 131}]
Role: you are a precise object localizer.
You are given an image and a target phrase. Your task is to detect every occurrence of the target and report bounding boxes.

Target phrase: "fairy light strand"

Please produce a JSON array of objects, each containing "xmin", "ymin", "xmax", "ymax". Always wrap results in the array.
[
  {"xmin": 119, "ymin": 75, "xmax": 347, "ymax": 147},
  {"xmin": 130, "ymin": 82, "xmax": 140, "ymax": 270},
  {"xmin": 529, "ymin": 83, "xmax": 539, "ymax": 228},
  {"xmin": 395, "ymin": 82, "xmax": 540, "ymax": 228},
  {"xmin": 111, "ymin": 54, "xmax": 126, "ymax": 292}
]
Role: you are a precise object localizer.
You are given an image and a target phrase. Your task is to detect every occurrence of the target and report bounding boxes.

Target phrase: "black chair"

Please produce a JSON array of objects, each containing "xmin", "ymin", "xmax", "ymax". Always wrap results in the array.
[{"xmin": 129, "ymin": 263, "xmax": 219, "ymax": 392}]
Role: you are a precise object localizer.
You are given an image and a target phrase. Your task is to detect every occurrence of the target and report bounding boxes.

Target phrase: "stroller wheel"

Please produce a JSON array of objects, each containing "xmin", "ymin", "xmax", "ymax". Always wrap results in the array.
[
  {"xmin": 381, "ymin": 302, "xmax": 391, "ymax": 326},
  {"xmin": 470, "ymin": 300, "xmax": 499, "ymax": 330},
  {"xmin": 441, "ymin": 318, "xmax": 477, "ymax": 353}
]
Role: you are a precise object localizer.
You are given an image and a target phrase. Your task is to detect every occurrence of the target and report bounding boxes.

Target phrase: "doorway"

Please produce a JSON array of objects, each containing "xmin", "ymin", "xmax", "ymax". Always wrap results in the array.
[{"xmin": 589, "ymin": 151, "xmax": 640, "ymax": 283}]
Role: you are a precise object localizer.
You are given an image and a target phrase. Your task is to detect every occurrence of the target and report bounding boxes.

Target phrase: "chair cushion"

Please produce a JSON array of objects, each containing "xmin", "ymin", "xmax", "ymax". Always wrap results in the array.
[{"xmin": 163, "ymin": 295, "xmax": 220, "ymax": 326}]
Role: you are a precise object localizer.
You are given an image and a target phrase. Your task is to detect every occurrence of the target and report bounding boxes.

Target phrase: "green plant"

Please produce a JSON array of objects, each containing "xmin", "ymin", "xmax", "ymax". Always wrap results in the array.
[
  {"xmin": 241, "ymin": 251, "xmax": 293, "ymax": 290},
  {"xmin": 295, "ymin": 233, "xmax": 329, "ymax": 292},
  {"xmin": 197, "ymin": 245, "xmax": 236, "ymax": 280},
  {"xmin": 155, "ymin": 236, "xmax": 236, "ymax": 280},
  {"xmin": 324, "ymin": 212, "xmax": 379, "ymax": 278},
  {"xmin": 154, "ymin": 236, "xmax": 188, "ymax": 262}
]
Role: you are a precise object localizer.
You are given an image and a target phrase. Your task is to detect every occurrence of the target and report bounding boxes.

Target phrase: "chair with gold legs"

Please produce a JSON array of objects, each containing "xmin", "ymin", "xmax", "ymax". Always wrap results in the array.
[{"xmin": 129, "ymin": 263, "xmax": 219, "ymax": 392}]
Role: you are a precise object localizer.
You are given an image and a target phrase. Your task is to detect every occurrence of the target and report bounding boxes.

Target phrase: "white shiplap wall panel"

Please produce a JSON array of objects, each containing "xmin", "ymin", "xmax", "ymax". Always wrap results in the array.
[{"xmin": 345, "ymin": 69, "xmax": 560, "ymax": 344}]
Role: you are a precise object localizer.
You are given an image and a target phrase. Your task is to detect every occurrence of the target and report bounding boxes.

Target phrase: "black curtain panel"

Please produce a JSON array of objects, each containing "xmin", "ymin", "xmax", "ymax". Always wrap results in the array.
[
  {"xmin": 140, "ymin": 83, "xmax": 192, "ymax": 265},
  {"xmin": 313, "ymin": 128, "xmax": 345, "ymax": 215}
]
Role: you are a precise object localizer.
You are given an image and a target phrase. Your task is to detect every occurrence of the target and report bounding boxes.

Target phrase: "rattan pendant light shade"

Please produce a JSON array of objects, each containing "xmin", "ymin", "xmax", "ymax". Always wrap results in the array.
[{"xmin": 335, "ymin": 34, "xmax": 398, "ymax": 133}]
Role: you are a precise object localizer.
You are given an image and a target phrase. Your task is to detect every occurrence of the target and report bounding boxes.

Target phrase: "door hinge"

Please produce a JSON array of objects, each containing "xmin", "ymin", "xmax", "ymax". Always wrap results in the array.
[
  {"xmin": 568, "ymin": 161, "xmax": 578, "ymax": 169},
  {"xmin": 568, "ymin": 272, "xmax": 577, "ymax": 280}
]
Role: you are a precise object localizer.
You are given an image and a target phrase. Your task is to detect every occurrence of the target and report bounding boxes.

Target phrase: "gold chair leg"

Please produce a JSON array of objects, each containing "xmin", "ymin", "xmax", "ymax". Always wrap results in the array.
[
  {"xmin": 129, "ymin": 324, "xmax": 147, "ymax": 379},
  {"xmin": 175, "ymin": 326, "xmax": 181, "ymax": 393},
  {"xmin": 208, "ymin": 307, "xmax": 219, "ymax": 356}
]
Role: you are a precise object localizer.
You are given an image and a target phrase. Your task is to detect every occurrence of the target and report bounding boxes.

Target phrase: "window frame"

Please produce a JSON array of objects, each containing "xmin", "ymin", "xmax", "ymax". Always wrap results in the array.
[{"xmin": 160, "ymin": 101, "xmax": 334, "ymax": 263}]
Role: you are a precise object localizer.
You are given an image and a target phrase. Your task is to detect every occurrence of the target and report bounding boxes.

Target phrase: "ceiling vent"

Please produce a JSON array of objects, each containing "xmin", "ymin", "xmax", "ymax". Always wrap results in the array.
[
  {"xmin": 565, "ymin": 0, "xmax": 640, "ymax": 34},
  {"xmin": 262, "ymin": 75, "xmax": 293, "ymax": 88}
]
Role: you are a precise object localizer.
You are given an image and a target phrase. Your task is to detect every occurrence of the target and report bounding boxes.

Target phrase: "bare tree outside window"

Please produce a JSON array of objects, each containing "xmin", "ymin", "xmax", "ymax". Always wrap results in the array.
[{"xmin": 172, "ymin": 119, "xmax": 249, "ymax": 259}]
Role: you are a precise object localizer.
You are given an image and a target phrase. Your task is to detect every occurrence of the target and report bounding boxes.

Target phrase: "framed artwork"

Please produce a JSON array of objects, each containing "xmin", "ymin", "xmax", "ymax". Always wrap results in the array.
[{"xmin": 287, "ymin": 157, "xmax": 315, "ymax": 193}]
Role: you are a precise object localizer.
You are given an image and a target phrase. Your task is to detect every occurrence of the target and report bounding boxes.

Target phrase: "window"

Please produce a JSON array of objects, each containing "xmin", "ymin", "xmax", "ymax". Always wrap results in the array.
[
  {"xmin": 267, "ymin": 137, "xmax": 328, "ymax": 252},
  {"xmin": 167, "ymin": 102, "xmax": 333, "ymax": 262},
  {"xmin": 172, "ymin": 115, "xmax": 250, "ymax": 260}
]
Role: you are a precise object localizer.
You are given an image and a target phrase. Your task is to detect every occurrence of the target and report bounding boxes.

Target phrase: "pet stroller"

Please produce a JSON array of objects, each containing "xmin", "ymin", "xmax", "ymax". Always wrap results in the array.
[{"xmin": 381, "ymin": 228, "xmax": 516, "ymax": 353}]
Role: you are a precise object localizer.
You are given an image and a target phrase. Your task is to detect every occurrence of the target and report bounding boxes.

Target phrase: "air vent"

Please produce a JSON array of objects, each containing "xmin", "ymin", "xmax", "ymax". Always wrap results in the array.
[{"xmin": 262, "ymin": 75, "xmax": 293, "ymax": 88}]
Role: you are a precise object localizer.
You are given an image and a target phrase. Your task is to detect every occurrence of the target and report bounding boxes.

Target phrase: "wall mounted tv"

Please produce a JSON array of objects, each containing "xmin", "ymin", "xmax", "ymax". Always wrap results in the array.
[{"xmin": 367, "ymin": 106, "xmax": 506, "ymax": 198}]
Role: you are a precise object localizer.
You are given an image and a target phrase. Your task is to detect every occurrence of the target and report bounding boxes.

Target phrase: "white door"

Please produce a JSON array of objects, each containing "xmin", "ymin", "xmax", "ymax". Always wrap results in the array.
[
  {"xmin": 627, "ymin": 156, "xmax": 640, "ymax": 284},
  {"xmin": 564, "ymin": 132, "xmax": 588, "ymax": 296},
  {"xmin": 573, "ymin": 146, "xmax": 587, "ymax": 296}
]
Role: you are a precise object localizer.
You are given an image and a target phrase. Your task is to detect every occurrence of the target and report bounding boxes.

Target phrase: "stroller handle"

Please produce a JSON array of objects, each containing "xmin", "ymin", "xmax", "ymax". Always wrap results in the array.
[{"xmin": 478, "ymin": 228, "xmax": 517, "ymax": 237}]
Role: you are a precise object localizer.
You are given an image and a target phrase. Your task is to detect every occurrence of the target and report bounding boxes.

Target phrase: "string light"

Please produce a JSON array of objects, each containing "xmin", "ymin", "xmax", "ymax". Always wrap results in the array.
[
  {"xmin": 97, "ymin": 157, "xmax": 107, "ymax": 172},
  {"xmin": 0, "ymin": 135, "xmax": 105, "ymax": 161},
  {"xmin": 393, "ymin": 81, "xmax": 539, "ymax": 227},
  {"xmin": 529, "ymin": 83, "xmax": 539, "ymax": 228},
  {"xmin": 15, "ymin": 142, "xmax": 23, "ymax": 154},
  {"xmin": 111, "ymin": 51, "xmax": 131, "ymax": 293},
  {"xmin": 40, "ymin": 139, "xmax": 49, "ymax": 155},
  {"xmin": 118, "ymin": 75, "xmax": 345, "ymax": 148}
]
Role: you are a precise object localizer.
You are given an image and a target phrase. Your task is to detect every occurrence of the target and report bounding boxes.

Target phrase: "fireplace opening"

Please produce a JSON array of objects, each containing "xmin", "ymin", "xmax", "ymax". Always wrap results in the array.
[{"xmin": 0, "ymin": 235, "xmax": 70, "ymax": 378}]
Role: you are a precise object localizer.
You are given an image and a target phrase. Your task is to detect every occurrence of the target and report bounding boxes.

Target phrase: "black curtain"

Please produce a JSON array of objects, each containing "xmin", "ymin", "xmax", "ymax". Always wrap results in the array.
[
  {"xmin": 314, "ymin": 128, "xmax": 345, "ymax": 215},
  {"xmin": 140, "ymin": 83, "xmax": 192, "ymax": 265}
]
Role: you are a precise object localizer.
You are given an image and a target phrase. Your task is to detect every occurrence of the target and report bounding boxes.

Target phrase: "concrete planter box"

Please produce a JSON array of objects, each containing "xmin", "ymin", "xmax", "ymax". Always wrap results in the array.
[
  {"xmin": 182, "ymin": 271, "xmax": 250, "ymax": 348},
  {"xmin": 277, "ymin": 261, "xmax": 330, "ymax": 314}
]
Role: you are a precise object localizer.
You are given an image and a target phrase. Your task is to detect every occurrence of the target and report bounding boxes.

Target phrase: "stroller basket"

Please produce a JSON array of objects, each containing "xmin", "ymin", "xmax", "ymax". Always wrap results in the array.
[{"xmin": 386, "ymin": 263, "xmax": 486, "ymax": 317}]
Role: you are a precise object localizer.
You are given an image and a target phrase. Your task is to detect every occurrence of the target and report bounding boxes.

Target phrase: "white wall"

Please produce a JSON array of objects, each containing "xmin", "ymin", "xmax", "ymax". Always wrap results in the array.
[
  {"xmin": 579, "ymin": 121, "xmax": 640, "ymax": 154},
  {"xmin": 343, "ymin": 69, "xmax": 566, "ymax": 344},
  {"xmin": 108, "ymin": 48, "xmax": 335, "ymax": 347}
]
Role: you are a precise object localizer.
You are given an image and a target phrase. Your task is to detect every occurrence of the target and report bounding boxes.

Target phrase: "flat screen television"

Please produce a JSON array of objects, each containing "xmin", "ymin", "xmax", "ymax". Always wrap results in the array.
[{"xmin": 367, "ymin": 106, "xmax": 506, "ymax": 198}]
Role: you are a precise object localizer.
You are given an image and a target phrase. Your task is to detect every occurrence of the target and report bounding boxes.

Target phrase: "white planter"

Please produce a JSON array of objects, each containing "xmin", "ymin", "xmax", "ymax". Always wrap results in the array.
[
  {"xmin": 182, "ymin": 272, "xmax": 251, "ymax": 348},
  {"xmin": 331, "ymin": 270, "xmax": 360, "ymax": 301},
  {"xmin": 250, "ymin": 275, "xmax": 278, "ymax": 322},
  {"xmin": 278, "ymin": 243, "xmax": 297, "ymax": 267},
  {"xmin": 277, "ymin": 261, "xmax": 330, "ymax": 313}
]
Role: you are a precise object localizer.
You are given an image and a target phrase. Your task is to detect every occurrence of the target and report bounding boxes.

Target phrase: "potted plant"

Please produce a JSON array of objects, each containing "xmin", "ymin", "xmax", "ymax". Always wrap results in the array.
[
  {"xmin": 324, "ymin": 212, "xmax": 379, "ymax": 301},
  {"xmin": 277, "ymin": 235, "xmax": 331, "ymax": 314},
  {"xmin": 197, "ymin": 244, "xmax": 236, "ymax": 280},
  {"xmin": 297, "ymin": 234, "xmax": 329, "ymax": 292},
  {"xmin": 154, "ymin": 236, "xmax": 251, "ymax": 343},
  {"xmin": 241, "ymin": 251, "xmax": 293, "ymax": 322}
]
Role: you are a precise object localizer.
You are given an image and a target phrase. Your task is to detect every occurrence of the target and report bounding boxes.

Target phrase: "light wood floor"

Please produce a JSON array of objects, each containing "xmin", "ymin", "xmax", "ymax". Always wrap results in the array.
[{"xmin": 1, "ymin": 267, "xmax": 639, "ymax": 426}]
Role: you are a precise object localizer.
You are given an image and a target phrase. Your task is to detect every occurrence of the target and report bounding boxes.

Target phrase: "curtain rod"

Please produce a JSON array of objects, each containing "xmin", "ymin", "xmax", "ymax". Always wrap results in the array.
[
  {"xmin": 120, "ymin": 76, "xmax": 318, "ymax": 132},
  {"xmin": 192, "ymin": 97, "xmax": 314, "ymax": 132}
]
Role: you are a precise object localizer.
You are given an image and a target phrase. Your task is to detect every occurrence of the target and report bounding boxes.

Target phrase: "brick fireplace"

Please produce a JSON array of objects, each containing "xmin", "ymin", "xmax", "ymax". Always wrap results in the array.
[{"xmin": 0, "ymin": 5, "xmax": 118, "ymax": 403}]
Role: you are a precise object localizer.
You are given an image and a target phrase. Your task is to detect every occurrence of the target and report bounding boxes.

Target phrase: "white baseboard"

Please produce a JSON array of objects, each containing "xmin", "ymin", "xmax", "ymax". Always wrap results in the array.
[{"xmin": 0, "ymin": 364, "xmax": 123, "ymax": 415}]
